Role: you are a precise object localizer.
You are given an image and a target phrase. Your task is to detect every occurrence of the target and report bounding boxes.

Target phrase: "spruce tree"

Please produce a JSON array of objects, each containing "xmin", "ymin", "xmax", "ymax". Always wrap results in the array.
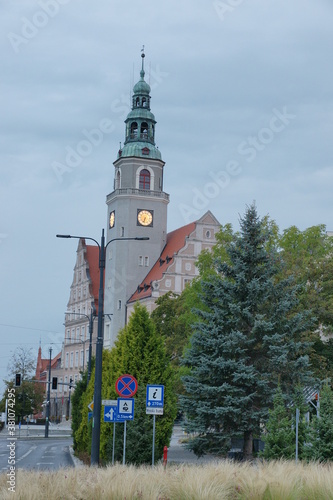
[
  {"xmin": 180, "ymin": 204, "xmax": 314, "ymax": 459},
  {"xmin": 309, "ymin": 384, "xmax": 333, "ymax": 461},
  {"xmin": 263, "ymin": 385, "xmax": 294, "ymax": 459}
]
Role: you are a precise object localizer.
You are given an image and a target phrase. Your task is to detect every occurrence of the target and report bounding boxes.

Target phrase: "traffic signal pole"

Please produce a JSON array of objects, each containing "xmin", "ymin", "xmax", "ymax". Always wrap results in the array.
[{"xmin": 45, "ymin": 347, "xmax": 52, "ymax": 438}]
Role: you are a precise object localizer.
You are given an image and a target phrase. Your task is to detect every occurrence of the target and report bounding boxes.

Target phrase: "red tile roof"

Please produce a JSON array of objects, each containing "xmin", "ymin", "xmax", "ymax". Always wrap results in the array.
[
  {"xmin": 35, "ymin": 347, "xmax": 61, "ymax": 380},
  {"xmin": 85, "ymin": 244, "xmax": 102, "ymax": 313},
  {"xmin": 128, "ymin": 221, "xmax": 196, "ymax": 303}
]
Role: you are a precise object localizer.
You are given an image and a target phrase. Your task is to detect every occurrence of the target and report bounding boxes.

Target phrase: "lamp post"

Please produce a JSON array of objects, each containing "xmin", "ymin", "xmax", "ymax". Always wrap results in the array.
[{"xmin": 57, "ymin": 230, "xmax": 149, "ymax": 465}]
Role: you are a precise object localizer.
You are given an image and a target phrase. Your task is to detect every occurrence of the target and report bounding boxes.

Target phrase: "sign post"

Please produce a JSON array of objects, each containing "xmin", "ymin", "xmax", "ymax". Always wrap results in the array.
[
  {"xmin": 146, "ymin": 385, "xmax": 164, "ymax": 466},
  {"xmin": 115, "ymin": 375, "xmax": 137, "ymax": 465}
]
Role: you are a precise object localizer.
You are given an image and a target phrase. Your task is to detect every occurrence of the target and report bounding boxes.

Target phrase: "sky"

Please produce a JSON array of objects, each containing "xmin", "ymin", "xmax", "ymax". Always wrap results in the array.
[{"xmin": 1, "ymin": 0, "xmax": 332, "ymax": 394}]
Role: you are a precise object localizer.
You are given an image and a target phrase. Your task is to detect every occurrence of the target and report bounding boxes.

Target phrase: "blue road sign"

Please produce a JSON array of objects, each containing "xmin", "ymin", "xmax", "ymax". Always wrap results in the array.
[
  {"xmin": 146, "ymin": 385, "xmax": 164, "ymax": 408},
  {"xmin": 104, "ymin": 405, "xmax": 117, "ymax": 422},
  {"xmin": 88, "ymin": 411, "xmax": 93, "ymax": 422},
  {"xmin": 117, "ymin": 398, "xmax": 135, "ymax": 421}
]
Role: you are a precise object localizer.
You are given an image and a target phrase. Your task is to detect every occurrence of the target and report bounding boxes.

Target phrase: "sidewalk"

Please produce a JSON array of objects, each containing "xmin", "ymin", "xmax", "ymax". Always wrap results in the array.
[{"xmin": 167, "ymin": 425, "xmax": 221, "ymax": 464}]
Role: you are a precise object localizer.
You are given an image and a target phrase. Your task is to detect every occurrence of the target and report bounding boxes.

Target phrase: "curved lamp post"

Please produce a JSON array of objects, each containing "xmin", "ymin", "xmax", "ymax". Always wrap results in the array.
[{"xmin": 57, "ymin": 230, "xmax": 149, "ymax": 465}]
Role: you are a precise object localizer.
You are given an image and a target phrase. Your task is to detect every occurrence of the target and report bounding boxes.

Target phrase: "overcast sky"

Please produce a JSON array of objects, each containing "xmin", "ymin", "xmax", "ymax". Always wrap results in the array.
[{"xmin": 1, "ymin": 0, "xmax": 332, "ymax": 394}]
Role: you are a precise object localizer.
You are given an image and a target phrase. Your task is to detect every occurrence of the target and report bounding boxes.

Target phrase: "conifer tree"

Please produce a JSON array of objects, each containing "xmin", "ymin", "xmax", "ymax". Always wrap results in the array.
[
  {"xmin": 100, "ymin": 303, "xmax": 177, "ymax": 465},
  {"xmin": 262, "ymin": 385, "xmax": 294, "ymax": 459},
  {"xmin": 180, "ymin": 204, "xmax": 314, "ymax": 459},
  {"xmin": 308, "ymin": 384, "xmax": 333, "ymax": 461}
]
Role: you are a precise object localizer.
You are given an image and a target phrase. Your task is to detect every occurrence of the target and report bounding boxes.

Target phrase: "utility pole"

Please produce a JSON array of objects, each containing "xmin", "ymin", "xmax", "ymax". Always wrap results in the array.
[{"xmin": 44, "ymin": 347, "xmax": 52, "ymax": 438}]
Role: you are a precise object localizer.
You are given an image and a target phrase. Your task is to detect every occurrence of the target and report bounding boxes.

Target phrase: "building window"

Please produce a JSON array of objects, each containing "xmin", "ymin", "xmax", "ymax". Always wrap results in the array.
[
  {"xmin": 205, "ymin": 230, "xmax": 211, "ymax": 239},
  {"xmin": 75, "ymin": 351, "xmax": 79, "ymax": 367},
  {"xmin": 118, "ymin": 300, "xmax": 122, "ymax": 310},
  {"xmin": 80, "ymin": 350, "xmax": 84, "ymax": 366},
  {"xmin": 76, "ymin": 328, "xmax": 80, "ymax": 341},
  {"xmin": 85, "ymin": 349, "xmax": 89, "ymax": 364},
  {"xmin": 140, "ymin": 122, "xmax": 148, "ymax": 139},
  {"xmin": 64, "ymin": 376, "xmax": 68, "ymax": 393},
  {"xmin": 144, "ymin": 256, "xmax": 149, "ymax": 267},
  {"xmin": 138, "ymin": 255, "xmax": 143, "ymax": 266},
  {"xmin": 139, "ymin": 169, "xmax": 150, "ymax": 190},
  {"xmin": 185, "ymin": 262, "xmax": 191, "ymax": 271},
  {"xmin": 81, "ymin": 325, "xmax": 85, "ymax": 340},
  {"xmin": 65, "ymin": 352, "xmax": 69, "ymax": 368},
  {"xmin": 165, "ymin": 279, "xmax": 171, "ymax": 288},
  {"xmin": 130, "ymin": 122, "xmax": 138, "ymax": 138},
  {"xmin": 121, "ymin": 227, "xmax": 125, "ymax": 237},
  {"xmin": 59, "ymin": 378, "xmax": 63, "ymax": 393},
  {"xmin": 70, "ymin": 352, "xmax": 73, "ymax": 368},
  {"xmin": 66, "ymin": 330, "xmax": 70, "ymax": 344},
  {"xmin": 71, "ymin": 329, "xmax": 75, "ymax": 343}
]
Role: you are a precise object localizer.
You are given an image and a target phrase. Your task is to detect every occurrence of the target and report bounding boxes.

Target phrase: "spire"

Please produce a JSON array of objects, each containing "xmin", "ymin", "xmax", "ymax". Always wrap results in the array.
[
  {"xmin": 117, "ymin": 49, "xmax": 162, "ymax": 161},
  {"xmin": 140, "ymin": 45, "xmax": 145, "ymax": 79}
]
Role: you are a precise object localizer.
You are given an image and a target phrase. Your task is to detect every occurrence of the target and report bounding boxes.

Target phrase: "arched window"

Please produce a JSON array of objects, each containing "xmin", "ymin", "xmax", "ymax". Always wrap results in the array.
[
  {"xmin": 140, "ymin": 122, "xmax": 148, "ymax": 139},
  {"xmin": 115, "ymin": 170, "xmax": 120, "ymax": 189},
  {"xmin": 139, "ymin": 169, "xmax": 150, "ymax": 190},
  {"xmin": 130, "ymin": 122, "xmax": 138, "ymax": 138},
  {"xmin": 135, "ymin": 97, "xmax": 140, "ymax": 107},
  {"xmin": 142, "ymin": 97, "xmax": 147, "ymax": 107}
]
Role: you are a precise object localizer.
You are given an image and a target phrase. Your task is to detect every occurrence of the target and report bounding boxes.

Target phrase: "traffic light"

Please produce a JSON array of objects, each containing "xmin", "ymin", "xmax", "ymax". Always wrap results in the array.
[
  {"xmin": 52, "ymin": 377, "xmax": 58, "ymax": 390},
  {"xmin": 15, "ymin": 374, "xmax": 21, "ymax": 387}
]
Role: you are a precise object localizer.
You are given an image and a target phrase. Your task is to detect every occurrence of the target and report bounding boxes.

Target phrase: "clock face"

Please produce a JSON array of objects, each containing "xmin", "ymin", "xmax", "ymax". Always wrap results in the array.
[
  {"xmin": 109, "ymin": 211, "xmax": 115, "ymax": 228},
  {"xmin": 137, "ymin": 209, "xmax": 153, "ymax": 227}
]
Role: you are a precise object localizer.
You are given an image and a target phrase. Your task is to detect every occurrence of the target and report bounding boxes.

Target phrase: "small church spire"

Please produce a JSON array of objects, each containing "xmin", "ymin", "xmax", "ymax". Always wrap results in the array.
[{"xmin": 140, "ymin": 45, "xmax": 145, "ymax": 79}]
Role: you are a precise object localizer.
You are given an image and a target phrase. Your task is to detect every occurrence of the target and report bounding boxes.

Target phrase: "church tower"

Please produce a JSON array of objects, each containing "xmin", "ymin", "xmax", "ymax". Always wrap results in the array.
[{"xmin": 104, "ymin": 51, "xmax": 169, "ymax": 347}]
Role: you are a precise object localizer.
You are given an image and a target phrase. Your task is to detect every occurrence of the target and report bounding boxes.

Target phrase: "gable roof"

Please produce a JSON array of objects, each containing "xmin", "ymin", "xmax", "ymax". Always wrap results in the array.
[{"xmin": 128, "ymin": 221, "xmax": 196, "ymax": 303}]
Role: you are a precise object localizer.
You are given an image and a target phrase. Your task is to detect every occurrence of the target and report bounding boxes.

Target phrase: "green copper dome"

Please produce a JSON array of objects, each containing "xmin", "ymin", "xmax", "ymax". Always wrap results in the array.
[
  {"xmin": 133, "ymin": 71, "xmax": 151, "ymax": 95},
  {"xmin": 119, "ymin": 142, "xmax": 162, "ymax": 160}
]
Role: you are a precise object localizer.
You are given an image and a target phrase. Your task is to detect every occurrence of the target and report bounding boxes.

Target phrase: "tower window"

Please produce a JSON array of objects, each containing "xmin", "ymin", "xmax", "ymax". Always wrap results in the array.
[
  {"xmin": 139, "ymin": 169, "xmax": 150, "ymax": 190},
  {"xmin": 140, "ymin": 122, "xmax": 148, "ymax": 139},
  {"xmin": 142, "ymin": 97, "xmax": 147, "ymax": 107},
  {"xmin": 135, "ymin": 97, "xmax": 140, "ymax": 107},
  {"xmin": 130, "ymin": 122, "xmax": 138, "ymax": 138},
  {"xmin": 138, "ymin": 256, "xmax": 143, "ymax": 266}
]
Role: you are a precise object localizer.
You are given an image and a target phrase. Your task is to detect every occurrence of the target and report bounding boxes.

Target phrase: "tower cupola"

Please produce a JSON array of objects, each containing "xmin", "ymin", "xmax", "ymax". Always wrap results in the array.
[{"xmin": 119, "ymin": 50, "xmax": 161, "ymax": 160}]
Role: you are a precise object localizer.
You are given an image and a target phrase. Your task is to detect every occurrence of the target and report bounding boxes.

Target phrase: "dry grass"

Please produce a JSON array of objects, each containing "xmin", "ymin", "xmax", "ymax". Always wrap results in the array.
[{"xmin": 1, "ymin": 460, "xmax": 333, "ymax": 499}]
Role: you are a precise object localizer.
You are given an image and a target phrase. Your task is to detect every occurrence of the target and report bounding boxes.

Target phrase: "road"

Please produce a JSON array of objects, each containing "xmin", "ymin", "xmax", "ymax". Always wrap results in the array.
[{"xmin": 0, "ymin": 437, "xmax": 74, "ymax": 472}]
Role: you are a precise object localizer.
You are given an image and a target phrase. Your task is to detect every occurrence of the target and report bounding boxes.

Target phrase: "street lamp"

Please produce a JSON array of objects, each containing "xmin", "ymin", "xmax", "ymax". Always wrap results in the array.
[{"xmin": 57, "ymin": 230, "xmax": 149, "ymax": 465}]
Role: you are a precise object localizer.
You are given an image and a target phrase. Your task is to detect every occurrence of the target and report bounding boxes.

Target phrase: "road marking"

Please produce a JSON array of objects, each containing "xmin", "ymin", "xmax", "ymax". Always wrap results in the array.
[
  {"xmin": 36, "ymin": 462, "xmax": 54, "ymax": 465},
  {"xmin": 17, "ymin": 445, "xmax": 37, "ymax": 462}
]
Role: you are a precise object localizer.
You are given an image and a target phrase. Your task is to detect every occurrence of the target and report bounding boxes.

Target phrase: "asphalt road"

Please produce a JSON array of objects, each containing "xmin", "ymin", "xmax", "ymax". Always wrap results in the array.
[{"xmin": 0, "ymin": 437, "xmax": 74, "ymax": 472}]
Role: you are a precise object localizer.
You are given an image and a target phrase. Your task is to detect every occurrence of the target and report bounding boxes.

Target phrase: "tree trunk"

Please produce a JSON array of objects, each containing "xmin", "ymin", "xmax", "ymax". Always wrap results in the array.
[{"xmin": 243, "ymin": 430, "xmax": 253, "ymax": 460}]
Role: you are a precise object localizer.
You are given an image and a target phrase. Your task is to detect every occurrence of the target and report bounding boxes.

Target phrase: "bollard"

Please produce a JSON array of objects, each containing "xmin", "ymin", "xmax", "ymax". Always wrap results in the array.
[{"xmin": 163, "ymin": 446, "xmax": 168, "ymax": 470}]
